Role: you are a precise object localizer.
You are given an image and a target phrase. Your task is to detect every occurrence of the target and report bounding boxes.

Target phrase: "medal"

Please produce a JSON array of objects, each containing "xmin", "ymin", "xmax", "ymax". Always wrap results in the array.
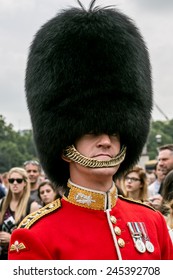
[
  {"xmin": 145, "ymin": 240, "xmax": 154, "ymax": 253},
  {"xmin": 135, "ymin": 239, "xmax": 146, "ymax": 253},
  {"xmin": 139, "ymin": 222, "xmax": 155, "ymax": 253},
  {"xmin": 128, "ymin": 222, "xmax": 155, "ymax": 253},
  {"xmin": 127, "ymin": 222, "xmax": 146, "ymax": 253}
]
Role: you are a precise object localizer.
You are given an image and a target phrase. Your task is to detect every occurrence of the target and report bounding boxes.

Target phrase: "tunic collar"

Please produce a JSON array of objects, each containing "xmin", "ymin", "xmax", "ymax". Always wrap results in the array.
[{"xmin": 63, "ymin": 179, "xmax": 118, "ymax": 210}]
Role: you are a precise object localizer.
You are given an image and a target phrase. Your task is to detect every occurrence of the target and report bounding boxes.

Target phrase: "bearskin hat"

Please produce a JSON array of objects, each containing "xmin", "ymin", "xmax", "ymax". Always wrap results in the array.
[{"xmin": 25, "ymin": 1, "xmax": 152, "ymax": 187}]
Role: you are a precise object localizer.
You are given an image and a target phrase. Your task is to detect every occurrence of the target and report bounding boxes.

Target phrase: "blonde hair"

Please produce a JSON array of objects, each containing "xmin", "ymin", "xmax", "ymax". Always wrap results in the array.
[
  {"xmin": 122, "ymin": 165, "xmax": 148, "ymax": 202},
  {"xmin": 0, "ymin": 167, "xmax": 31, "ymax": 224}
]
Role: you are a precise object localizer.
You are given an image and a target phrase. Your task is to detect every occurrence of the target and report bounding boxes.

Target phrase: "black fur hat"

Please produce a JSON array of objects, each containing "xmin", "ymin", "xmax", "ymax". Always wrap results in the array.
[{"xmin": 25, "ymin": 1, "xmax": 152, "ymax": 187}]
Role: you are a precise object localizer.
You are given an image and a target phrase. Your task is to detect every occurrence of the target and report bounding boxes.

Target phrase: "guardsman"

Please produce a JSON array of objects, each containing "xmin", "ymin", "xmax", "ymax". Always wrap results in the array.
[{"xmin": 8, "ymin": 0, "xmax": 173, "ymax": 260}]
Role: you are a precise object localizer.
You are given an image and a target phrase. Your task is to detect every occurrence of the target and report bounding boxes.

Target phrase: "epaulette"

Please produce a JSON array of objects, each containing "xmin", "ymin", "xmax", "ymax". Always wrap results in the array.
[
  {"xmin": 118, "ymin": 195, "xmax": 156, "ymax": 211},
  {"xmin": 18, "ymin": 198, "xmax": 61, "ymax": 229}
]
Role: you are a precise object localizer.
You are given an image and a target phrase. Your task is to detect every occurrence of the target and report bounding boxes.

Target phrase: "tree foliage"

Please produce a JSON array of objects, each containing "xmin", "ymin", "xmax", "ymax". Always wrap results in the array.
[
  {"xmin": 147, "ymin": 119, "xmax": 173, "ymax": 160},
  {"xmin": 0, "ymin": 115, "xmax": 37, "ymax": 173},
  {"xmin": 0, "ymin": 114, "xmax": 173, "ymax": 173}
]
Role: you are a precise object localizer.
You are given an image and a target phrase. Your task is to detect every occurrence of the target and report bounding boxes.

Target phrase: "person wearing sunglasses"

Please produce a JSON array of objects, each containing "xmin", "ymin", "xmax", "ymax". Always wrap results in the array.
[
  {"xmin": 8, "ymin": 1, "xmax": 173, "ymax": 260},
  {"xmin": 0, "ymin": 167, "xmax": 40, "ymax": 259},
  {"xmin": 122, "ymin": 166, "xmax": 149, "ymax": 202}
]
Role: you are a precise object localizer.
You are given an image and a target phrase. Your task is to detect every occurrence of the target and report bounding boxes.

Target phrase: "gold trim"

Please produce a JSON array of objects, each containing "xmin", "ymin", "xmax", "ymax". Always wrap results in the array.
[
  {"xmin": 118, "ymin": 195, "xmax": 156, "ymax": 211},
  {"xmin": 18, "ymin": 199, "xmax": 61, "ymax": 229},
  {"xmin": 63, "ymin": 181, "xmax": 117, "ymax": 210},
  {"xmin": 63, "ymin": 145, "xmax": 126, "ymax": 168}
]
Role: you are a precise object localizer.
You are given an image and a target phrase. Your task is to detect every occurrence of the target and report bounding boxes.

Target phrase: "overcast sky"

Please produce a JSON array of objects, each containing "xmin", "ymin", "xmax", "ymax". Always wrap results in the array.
[{"xmin": 1, "ymin": 0, "xmax": 173, "ymax": 130}]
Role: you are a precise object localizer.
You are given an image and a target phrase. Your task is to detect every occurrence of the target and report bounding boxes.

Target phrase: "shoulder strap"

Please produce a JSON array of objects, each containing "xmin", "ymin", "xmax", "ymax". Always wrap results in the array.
[
  {"xmin": 18, "ymin": 198, "xmax": 61, "ymax": 229},
  {"xmin": 118, "ymin": 195, "xmax": 156, "ymax": 211}
]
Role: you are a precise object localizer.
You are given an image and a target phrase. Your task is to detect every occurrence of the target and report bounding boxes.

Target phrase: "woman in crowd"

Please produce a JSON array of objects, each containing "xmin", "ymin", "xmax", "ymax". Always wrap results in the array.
[
  {"xmin": 0, "ymin": 167, "xmax": 40, "ymax": 259},
  {"xmin": 122, "ymin": 165, "xmax": 148, "ymax": 202},
  {"xmin": 38, "ymin": 180, "xmax": 58, "ymax": 206}
]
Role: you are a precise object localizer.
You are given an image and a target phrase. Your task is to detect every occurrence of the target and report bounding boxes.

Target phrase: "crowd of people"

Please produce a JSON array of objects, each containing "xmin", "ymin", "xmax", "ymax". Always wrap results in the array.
[
  {"xmin": 0, "ymin": 161, "xmax": 58, "ymax": 259},
  {"xmin": 118, "ymin": 144, "xmax": 173, "ymax": 242}
]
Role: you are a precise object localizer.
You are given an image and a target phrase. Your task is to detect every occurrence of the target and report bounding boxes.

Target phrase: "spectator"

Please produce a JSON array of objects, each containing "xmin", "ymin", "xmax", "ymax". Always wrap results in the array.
[
  {"xmin": 122, "ymin": 166, "xmax": 148, "ymax": 202},
  {"xmin": 148, "ymin": 144, "xmax": 173, "ymax": 209},
  {"xmin": 165, "ymin": 200, "xmax": 173, "ymax": 242},
  {"xmin": 1, "ymin": 172, "xmax": 10, "ymax": 194},
  {"xmin": 146, "ymin": 171, "xmax": 156, "ymax": 186},
  {"xmin": 147, "ymin": 163, "xmax": 165, "ymax": 210},
  {"xmin": 148, "ymin": 162, "xmax": 165, "ymax": 197},
  {"xmin": 38, "ymin": 180, "xmax": 58, "ymax": 206},
  {"xmin": 0, "ymin": 180, "xmax": 6, "ymax": 200},
  {"xmin": 157, "ymin": 144, "xmax": 173, "ymax": 195},
  {"xmin": 160, "ymin": 170, "xmax": 173, "ymax": 202},
  {"xmin": 0, "ymin": 167, "xmax": 40, "ymax": 259},
  {"xmin": 23, "ymin": 160, "xmax": 42, "ymax": 205},
  {"xmin": 156, "ymin": 170, "xmax": 173, "ymax": 242},
  {"xmin": 159, "ymin": 199, "xmax": 173, "ymax": 243}
]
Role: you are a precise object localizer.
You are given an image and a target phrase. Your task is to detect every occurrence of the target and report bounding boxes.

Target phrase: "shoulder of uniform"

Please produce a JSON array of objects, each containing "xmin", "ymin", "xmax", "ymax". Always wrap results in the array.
[
  {"xmin": 18, "ymin": 198, "xmax": 61, "ymax": 229},
  {"xmin": 118, "ymin": 195, "xmax": 156, "ymax": 211}
]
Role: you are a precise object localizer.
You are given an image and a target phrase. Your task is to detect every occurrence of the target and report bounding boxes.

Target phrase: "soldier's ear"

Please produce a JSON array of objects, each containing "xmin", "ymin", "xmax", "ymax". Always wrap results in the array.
[{"xmin": 61, "ymin": 154, "xmax": 71, "ymax": 163}]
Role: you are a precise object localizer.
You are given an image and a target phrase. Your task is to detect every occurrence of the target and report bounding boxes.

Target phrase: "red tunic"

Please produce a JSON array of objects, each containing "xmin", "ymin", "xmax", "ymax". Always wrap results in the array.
[{"xmin": 8, "ymin": 183, "xmax": 173, "ymax": 260}]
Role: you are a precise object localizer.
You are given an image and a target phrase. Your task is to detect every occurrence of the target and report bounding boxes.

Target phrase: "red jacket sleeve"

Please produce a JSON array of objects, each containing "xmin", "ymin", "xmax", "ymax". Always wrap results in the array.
[{"xmin": 8, "ymin": 228, "xmax": 52, "ymax": 260}]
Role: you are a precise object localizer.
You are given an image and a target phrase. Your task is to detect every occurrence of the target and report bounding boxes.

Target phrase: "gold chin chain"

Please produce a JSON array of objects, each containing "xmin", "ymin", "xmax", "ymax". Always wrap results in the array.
[{"xmin": 63, "ymin": 145, "xmax": 126, "ymax": 168}]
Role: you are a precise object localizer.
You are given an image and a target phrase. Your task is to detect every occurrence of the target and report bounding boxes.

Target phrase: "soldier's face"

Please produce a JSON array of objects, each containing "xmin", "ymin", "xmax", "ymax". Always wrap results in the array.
[
  {"xmin": 75, "ymin": 133, "xmax": 121, "ymax": 162},
  {"xmin": 69, "ymin": 133, "xmax": 121, "ymax": 188}
]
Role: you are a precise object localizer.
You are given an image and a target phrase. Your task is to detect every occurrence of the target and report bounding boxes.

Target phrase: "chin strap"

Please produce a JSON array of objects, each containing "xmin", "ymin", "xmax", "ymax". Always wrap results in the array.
[{"xmin": 62, "ymin": 145, "xmax": 126, "ymax": 168}]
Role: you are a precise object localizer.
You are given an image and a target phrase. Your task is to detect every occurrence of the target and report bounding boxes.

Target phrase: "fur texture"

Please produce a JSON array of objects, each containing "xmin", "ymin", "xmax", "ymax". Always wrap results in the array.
[{"xmin": 25, "ymin": 6, "xmax": 152, "ymax": 187}]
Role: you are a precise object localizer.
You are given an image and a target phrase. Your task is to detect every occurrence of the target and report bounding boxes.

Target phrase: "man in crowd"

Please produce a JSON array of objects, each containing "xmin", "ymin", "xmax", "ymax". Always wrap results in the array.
[
  {"xmin": 148, "ymin": 144, "xmax": 173, "ymax": 209},
  {"xmin": 158, "ymin": 144, "xmax": 173, "ymax": 178},
  {"xmin": 23, "ymin": 160, "xmax": 42, "ymax": 205},
  {"xmin": 156, "ymin": 144, "xmax": 173, "ymax": 195},
  {"xmin": 8, "ymin": 0, "xmax": 173, "ymax": 260}
]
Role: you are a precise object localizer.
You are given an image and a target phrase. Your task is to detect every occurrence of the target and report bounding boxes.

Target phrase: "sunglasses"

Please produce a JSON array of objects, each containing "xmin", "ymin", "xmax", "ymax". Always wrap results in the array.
[{"xmin": 8, "ymin": 178, "xmax": 24, "ymax": 184}]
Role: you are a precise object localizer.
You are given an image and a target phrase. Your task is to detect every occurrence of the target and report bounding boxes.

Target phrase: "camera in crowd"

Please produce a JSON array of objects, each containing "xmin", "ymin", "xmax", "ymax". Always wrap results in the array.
[{"xmin": 2, "ymin": 216, "xmax": 17, "ymax": 233}]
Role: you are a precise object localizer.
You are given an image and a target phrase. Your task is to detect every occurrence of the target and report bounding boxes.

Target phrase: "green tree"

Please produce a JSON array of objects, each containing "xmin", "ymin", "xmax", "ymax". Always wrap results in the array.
[
  {"xmin": 147, "ymin": 119, "xmax": 173, "ymax": 159},
  {"xmin": 0, "ymin": 115, "xmax": 37, "ymax": 173},
  {"xmin": 1, "ymin": 114, "xmax": 173, "ymax": 172}
]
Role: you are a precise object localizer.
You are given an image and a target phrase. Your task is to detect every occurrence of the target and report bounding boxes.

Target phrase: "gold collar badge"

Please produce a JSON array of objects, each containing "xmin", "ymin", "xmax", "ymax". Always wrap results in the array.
[{"xmin": 63, "ymin": 180, "xmax": 118, "ymax": 210}]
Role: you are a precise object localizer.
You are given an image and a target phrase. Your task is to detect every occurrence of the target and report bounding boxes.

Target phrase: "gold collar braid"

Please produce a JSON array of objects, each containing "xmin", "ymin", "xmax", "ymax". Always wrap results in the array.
[
  {"xmin": 63, "ymin": 180, "xmax": 118, "ymax": 210},
  {"xmin": 63, "ymin": 145, "xmax": 126, "ymax": 168}
]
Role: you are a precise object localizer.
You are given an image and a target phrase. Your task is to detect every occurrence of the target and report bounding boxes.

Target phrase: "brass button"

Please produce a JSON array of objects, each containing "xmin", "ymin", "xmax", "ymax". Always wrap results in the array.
[
  {"xmin": 118, "ymin": 238, "xmax": 125, "ymax": 248},
  {"xmin": 110, "ymin": 215, "xmax": 117, "ymax": 224},
  {"xmin": 114, "ymin": 226, "xmax": 121, "ymax": 236}
]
